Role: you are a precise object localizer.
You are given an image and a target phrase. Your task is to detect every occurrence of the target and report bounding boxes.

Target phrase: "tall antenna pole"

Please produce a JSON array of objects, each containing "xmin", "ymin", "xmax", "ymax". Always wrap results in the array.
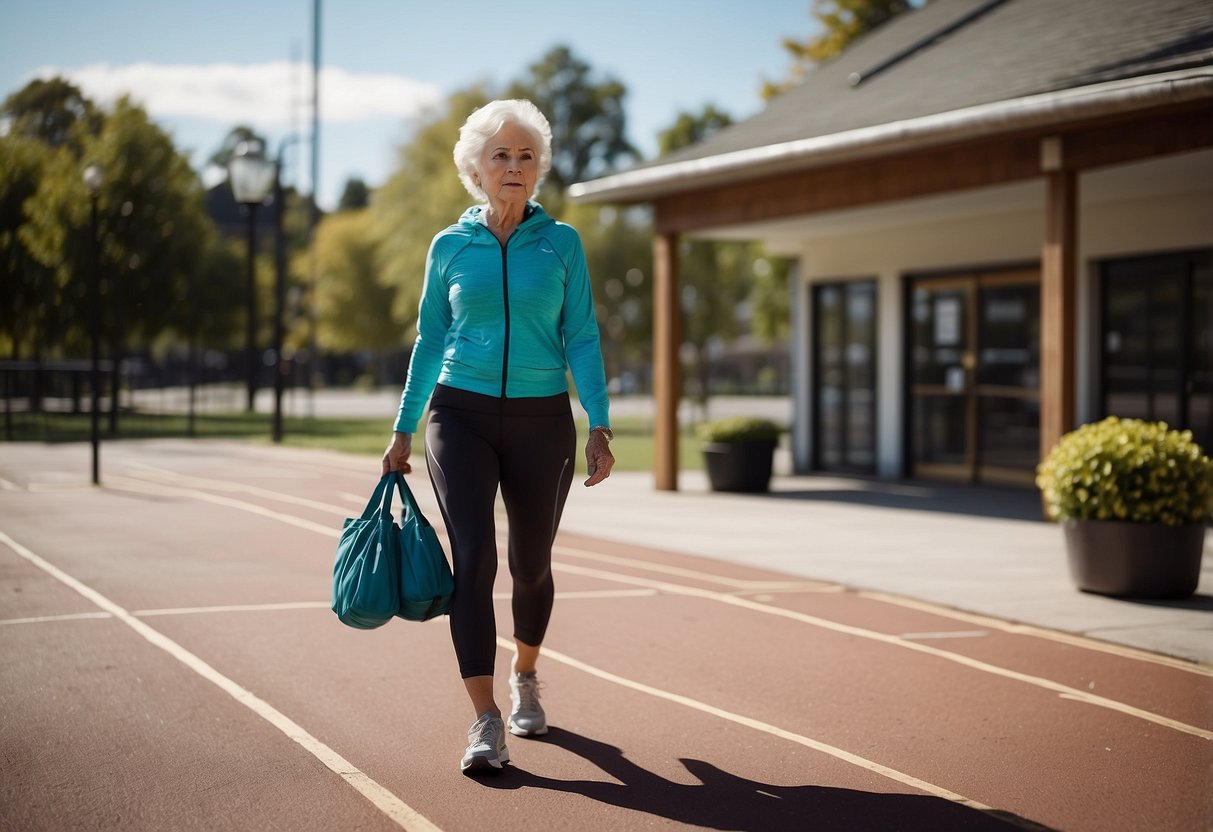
[{"xmin": 307, "ymin": 0, "xmax": 321, "ymax": 416}]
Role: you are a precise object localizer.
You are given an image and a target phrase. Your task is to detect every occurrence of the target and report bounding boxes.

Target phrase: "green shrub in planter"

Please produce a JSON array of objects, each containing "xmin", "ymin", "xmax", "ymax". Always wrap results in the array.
[
  {"xmin": 695, "ymin": 417, "xmax": 782, "ymax": 444},
  {"xmin": 1035, "ymin": 416, "xmax": 1213, "ymax": 526},
  {"xmin": 697, "ymin": 418, "xmax": 782, "ymax": 493}
]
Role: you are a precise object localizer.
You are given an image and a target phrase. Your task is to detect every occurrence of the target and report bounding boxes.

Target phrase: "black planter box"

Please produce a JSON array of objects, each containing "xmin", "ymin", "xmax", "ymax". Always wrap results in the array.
[
  {"xmin": 702, "ymin": 440, "xmax": 776, "ymax": 493},
  {"xmin": 1062, "ymin": 518, "xmax": 1206, "ymax": 598}
]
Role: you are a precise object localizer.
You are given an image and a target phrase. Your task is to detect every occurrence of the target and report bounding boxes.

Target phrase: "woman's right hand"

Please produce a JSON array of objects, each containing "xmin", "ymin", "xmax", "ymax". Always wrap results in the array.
[{"xmin": 381, "ymin": 431, "xmax": 413, "ymax": 475}]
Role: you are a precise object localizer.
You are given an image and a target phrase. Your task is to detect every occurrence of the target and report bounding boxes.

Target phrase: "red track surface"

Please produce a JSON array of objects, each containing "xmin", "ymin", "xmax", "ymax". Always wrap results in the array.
[{"xmin": 2, "ymin": 441, "xmax": 1210, "ymax": 831}]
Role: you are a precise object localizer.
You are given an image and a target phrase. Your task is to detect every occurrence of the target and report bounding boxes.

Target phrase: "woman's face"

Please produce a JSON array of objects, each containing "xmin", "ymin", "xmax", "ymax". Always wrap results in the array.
[{"xmin": 475, "ymin": 122, "xmax": 539, "ymax": 207}]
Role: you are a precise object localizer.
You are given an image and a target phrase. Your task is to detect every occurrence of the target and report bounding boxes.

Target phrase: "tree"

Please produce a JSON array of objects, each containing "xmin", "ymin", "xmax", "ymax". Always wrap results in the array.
[
  {"xmin": 206, "ymin": 125, "xmax": 269, "ymax": 172},
  {"xmin": 1, "ymin": 77, "xmax": 102, "ymax": 153},
  {"xmin": 657, "ymin": 105, "xmax": 732, "ymax": 157},
  {"xmin": 0, "ymin": 133, "xmax": 56, "ymax": 359},
  {"xmin": 763, "ymin": 0, "xmax": 915, "ymax": 99},
  {"xmin": 338, "ymin": 178, "xmax": 370, "ymax": 212},
  {"xmin": 506, "ymin": 45, "xmax": 639, "ymax": 196},
  {"xmin": 20, "ymin": 94, "xmax": 215, "ymax": 360},
  {"xmin": 312, "ymin": 209, "xmax": 399, "ymax": 357}
]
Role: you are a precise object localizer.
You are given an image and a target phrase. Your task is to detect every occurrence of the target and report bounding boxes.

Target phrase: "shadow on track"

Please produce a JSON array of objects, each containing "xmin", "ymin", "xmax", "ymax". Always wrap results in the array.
[{"xmin": 475, "ymin": 727, "xmax": 1054, "ymax": 831}]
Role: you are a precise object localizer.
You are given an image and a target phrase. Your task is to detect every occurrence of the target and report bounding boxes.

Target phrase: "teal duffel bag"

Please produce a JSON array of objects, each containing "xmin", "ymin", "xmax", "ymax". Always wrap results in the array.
[
  {"xmin": 331, "ymin": 473, "xmax": 402, "ymax": 629},
  {"xmin": 392, "ymin": 472, "xmax": 454, "ymax": 622}
]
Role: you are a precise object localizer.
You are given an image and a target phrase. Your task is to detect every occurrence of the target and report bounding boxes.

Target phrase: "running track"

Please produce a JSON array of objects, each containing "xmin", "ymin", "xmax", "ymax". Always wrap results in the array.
[{"xmin": 1, "ymin": 440, "xmax": 1210, "ymax": 831}]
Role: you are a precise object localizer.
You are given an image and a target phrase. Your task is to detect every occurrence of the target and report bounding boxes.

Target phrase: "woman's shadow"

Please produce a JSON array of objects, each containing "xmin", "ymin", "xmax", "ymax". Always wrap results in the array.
[{"xmin": 476, "ymin": 727, "xmax": 1053, "ymax": 831}]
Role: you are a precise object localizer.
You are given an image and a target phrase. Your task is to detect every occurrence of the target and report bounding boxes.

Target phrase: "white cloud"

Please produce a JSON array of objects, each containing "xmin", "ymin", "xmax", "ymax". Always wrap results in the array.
[{"xmin": 34, "ymin": 61, "xmax": 442, "ymax": 126}]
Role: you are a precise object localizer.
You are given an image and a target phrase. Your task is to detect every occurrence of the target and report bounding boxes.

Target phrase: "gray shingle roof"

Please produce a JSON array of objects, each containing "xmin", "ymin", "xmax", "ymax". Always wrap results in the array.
[{"xmin": 647, "ymin": 0, "xmax": 1213, "ymax": 168}]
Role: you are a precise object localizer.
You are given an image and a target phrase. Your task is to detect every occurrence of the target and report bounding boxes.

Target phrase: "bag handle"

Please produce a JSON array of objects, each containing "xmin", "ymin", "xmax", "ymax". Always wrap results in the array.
[
  {"xmin": 359, "ymin": 473, "xmax": 396, "ymax": 521},
  {"xmin": 392, "ymin": 471, "xmax": 432, "ymax": 529}
]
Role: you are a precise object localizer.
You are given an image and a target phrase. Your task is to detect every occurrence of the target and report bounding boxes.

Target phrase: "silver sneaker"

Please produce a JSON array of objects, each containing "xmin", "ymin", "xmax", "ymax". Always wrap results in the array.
[
  {"xmin": 508, "ymin": 671, "xmax": 548, "ymax": 737},
  {"xmin": 460, "ymin": 712, "xmax": 509, "ymax": 774}
]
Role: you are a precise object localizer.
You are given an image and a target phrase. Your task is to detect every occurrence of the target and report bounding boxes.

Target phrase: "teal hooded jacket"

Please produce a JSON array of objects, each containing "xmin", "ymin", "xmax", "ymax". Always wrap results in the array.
[{"xmin": 394, "ymin": 203, "xmax": 610, "ymax": 433}]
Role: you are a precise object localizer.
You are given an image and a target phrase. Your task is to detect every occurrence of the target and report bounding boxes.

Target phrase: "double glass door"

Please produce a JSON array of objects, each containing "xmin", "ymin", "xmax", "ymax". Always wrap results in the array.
[{"xmin": 908, "ymin": 271, "xmax": 1040, "ymax": 484}]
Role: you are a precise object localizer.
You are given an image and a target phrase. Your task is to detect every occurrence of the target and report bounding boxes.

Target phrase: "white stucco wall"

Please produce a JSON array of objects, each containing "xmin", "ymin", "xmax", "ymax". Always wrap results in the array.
[{"xmin": 788, "ymin": 157, "xmax": 1213, "ymax": 477}]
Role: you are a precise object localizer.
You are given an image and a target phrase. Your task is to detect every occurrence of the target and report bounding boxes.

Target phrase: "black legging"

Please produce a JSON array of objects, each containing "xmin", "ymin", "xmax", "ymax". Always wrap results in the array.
[{"xmin": 424, "ymin": 384, "xmax": 577, "ymax": 678}]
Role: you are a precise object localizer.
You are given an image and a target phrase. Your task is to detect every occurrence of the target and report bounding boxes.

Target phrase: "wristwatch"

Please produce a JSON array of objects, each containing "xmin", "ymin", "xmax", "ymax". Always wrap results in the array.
[{"xmin": 590, "ymin": 425, "xmax": 614, "ymax": 442}]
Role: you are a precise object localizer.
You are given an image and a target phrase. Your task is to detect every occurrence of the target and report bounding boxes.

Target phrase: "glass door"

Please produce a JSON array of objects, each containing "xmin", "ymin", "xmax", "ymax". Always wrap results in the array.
[
  {"xmin": 908, "ymin": 271, "xmax": 1040, "ymax": 484},
  {"xmin": 1101, "ymin": 251, "xmax": 1213, "ymax": 452},
  {"xmin": 813, "ymin": 281, "xmax": 877, "ymax": 473}
]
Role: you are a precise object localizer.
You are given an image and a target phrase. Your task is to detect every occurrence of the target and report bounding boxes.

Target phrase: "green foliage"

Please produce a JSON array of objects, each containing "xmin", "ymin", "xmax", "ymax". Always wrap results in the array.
[
  {"xmin": 312, "ymin": 208, "xmax": 399, "ymax": 352},
  {"xmin": 337, "ymin": 178, "xmax": 370, "ymax": 212},
  {"xmin": 657, "ymin": 105, "xmax": 733, "ymax": 157},
  {"xmin": 2, "ymin": 77, "xmax": 102, "ymax": 153},
  {"xmin": 1036, "ymin": 417, "xmax": 1213, "ymax": 527},
  {"xmin": 696, "ymin": 416, "xmax": 782, "ymax": 444},
  {"xmin": 763, "ymin": 0, "xmax": 915, "ymax": 99}
]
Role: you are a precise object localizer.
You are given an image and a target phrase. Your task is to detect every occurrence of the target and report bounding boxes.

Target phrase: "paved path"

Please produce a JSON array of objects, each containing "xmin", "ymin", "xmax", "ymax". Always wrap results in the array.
[{"xmin": 1, "ymin": 440, "xmax": 1210, "ymax": 831}]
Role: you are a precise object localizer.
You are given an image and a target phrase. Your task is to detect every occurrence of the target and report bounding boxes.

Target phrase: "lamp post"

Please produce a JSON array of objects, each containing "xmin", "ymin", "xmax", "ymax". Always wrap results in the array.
[
  {"xmin": 271, "ymin": 136, "xmax": 301, "ymax": 443},
  {"xmin": 228, "ymin": 140, "xmax": 276, "ymax": 413},
  {"xmin": 82, "ymin": 163, "xmax": 104, "ymax": 485}
]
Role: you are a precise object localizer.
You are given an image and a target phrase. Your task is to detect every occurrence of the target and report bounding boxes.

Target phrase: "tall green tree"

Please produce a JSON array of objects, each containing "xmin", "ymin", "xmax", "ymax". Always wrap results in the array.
[
  {"xmin": 0, "ymin": 133, "xmax": 56, "ymax": 358},
  {"xmin": 312, "ymin": 209, "xmax": 398, "ymax": 358},
  {"xmin": 20, "ymin": 93, "xmax": 215, "ymax": 357},
  {"xmin": 1, "ymin": 77, "xmax": 102, "ymax": 153},
  {"xmin": 763, "ymin": 0, "xmax": 915, "ymax": 98}
]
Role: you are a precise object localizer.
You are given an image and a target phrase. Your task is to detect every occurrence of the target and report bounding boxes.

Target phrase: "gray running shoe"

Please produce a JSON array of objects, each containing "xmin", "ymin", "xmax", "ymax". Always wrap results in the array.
[
  {"xmin": 460, "ymin": 712, "xmax": 510, "ymax": 774},
  {"xmin": 508, "ymin": 671, "xmax": 548, "ymax": 737}
]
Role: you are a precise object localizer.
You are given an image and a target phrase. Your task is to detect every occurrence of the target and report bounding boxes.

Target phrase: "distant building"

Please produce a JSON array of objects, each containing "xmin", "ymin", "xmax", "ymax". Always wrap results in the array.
[{"xmin": 572, "ymin": 0, "xmax": 1213, "ymax": 490}]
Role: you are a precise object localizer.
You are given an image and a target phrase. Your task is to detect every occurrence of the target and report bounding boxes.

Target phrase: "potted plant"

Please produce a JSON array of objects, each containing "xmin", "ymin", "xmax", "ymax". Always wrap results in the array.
[
  {"xmin": 1036, "ymin": 416, "xmax": 1212, "ymax": 598},
  {"xmin": 697, "ymin": 417, "xmax": 782, "ymax": 493}
]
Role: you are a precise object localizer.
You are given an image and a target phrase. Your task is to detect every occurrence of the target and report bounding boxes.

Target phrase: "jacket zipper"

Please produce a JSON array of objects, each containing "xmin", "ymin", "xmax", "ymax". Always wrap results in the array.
[{"xmin": 498, "ymin": 236, "xmax": 510, "ymax": 400}]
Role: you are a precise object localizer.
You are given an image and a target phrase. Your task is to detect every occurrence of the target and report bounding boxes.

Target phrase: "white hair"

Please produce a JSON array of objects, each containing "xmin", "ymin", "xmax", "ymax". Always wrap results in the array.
[{"xmin": 453, "ymin": 99, "xmax": 553, "ymax": 202}]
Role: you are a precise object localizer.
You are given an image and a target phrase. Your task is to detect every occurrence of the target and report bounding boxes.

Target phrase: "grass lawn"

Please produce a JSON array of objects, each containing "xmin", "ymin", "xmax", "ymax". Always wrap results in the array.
[{"xmin": 2, "ymin": 411, "xmax": 705, "ymax": 473}]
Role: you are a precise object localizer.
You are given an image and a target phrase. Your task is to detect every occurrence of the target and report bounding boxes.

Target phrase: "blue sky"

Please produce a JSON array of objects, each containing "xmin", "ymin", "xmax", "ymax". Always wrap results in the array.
[{"xmin": 0, "ymin": 0, "xmax": 818, "ymax": 209}]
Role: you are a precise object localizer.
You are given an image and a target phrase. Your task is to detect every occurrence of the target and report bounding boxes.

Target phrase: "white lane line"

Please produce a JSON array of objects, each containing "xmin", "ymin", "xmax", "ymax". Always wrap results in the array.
[
  {"xmin": 108, "ymin": 478, "xmax": 340, "ymax": 538},
  {"xmin": 492, "ymin": 588, "xmax": 658, "ymax": 601},
  {"xmin": 549, "ymin": 545, "xmax": 838, "ymax": 592},
  {"xmin": 901, "ymin": 630, "xmax": 991, "ymax": 641},
  {"xmin": 125, "ymin": 466, "xmax": 352, "ymax": 515},
  {"xmin": 495, "ymin": 636, "xmax": 992, "ymax": 811},
  {"xmin": 134, "ymin": 602, "xmax": 331, "ymax": 617},
  {"xmin": 860, "ymin": 590, "xmax": 1213, "ymax": 678},
  {"xmin": 0, "ymin": 612, "xmax": 114, "ymax": 626},
  {"xmin": 549, "ymin": 556, "xmax": 1213, "ymax": 741},
  {"xmin": 0, "ymin": 476, "xmax": 21, "ymax": 491},
  {"xmin": 0, "ymin": 530, "xmax": 441, "ymax": 832}
]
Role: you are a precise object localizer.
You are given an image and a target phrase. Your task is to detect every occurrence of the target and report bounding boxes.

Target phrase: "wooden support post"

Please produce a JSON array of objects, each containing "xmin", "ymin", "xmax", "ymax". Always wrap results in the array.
[
  {"xmin": 1040, "ymin": 163, "xmax": 1077, "ymax": 461},
  {"xmin": 653, "ymin": 231, "xmax": 681, "ymax": 491}
]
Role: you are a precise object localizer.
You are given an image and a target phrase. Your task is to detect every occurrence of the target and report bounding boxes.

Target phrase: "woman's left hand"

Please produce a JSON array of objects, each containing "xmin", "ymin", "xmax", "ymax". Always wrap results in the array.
[{"xmin": 583, "ymin": 431, "xmax": 615, "ymax": 487}]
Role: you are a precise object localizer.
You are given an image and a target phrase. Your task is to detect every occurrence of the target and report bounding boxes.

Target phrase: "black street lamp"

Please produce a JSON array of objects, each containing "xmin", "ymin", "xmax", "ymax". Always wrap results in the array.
[
  {"xmin": 228, "ymin": 140, "xmax": 276, "ymax": 413},
  {"xmin": 82, "ymin": 163, "xmax": 104, "ymax": 485}
]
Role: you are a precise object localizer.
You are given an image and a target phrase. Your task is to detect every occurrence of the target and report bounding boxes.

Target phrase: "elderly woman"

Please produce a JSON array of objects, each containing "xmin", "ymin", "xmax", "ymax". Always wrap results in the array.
[{"xmin": 382, "ymin": 99, "xmax": 614, "ymax": 774}]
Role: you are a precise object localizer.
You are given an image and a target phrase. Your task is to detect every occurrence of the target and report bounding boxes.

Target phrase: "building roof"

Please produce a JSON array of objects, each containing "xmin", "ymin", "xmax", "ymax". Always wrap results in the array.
[{"xmin": 571, "ymin": 0, "xmax": 1213, "ymax": 202}]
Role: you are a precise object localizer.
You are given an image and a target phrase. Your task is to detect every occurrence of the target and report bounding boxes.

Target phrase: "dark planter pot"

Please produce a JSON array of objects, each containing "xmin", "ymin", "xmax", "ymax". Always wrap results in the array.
[
  {"xmin": 1062, "ymin": 518, "xmax": 1206, "ymax": 599},
  {"xmin": 703, "ymin": 440, "xmax": 776, "ymax": 493}
]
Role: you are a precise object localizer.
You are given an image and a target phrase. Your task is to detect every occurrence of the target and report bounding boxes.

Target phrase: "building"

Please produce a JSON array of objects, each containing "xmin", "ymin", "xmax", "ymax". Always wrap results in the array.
[{"xmin": 570, "ymin": 0, "xmax": 1213, "ymax": 490}]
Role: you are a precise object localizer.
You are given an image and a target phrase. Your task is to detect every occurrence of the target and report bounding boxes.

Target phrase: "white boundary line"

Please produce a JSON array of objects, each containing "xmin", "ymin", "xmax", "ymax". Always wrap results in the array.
[
  {"xmin": 549, "ymin": 555, "xmax": 1213, "ymax": 741},
  {"xmin": 495, "ymin": 636, "xmax": 994, "ymax": 811},
  {"xmin": 0, "ymin": 530, "xmax": 441, "ymax": 832},
  {"xmin": 0, "ymin": 611, "xmax": 113, "ymax": 626}
]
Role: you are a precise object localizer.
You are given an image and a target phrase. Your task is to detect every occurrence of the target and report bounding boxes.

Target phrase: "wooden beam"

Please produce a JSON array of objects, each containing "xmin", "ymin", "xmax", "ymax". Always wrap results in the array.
[
  {"xmin": 654, "ymin": 135, "xmax": 1041, "ymax": 234},
  {"xmin": 1040, "ymin": 164, "xmax": 1077, "ymax": 462},
  {"xmin": 651, "ymin": 101, "xmax": 1212, "ymax": 235},
  {"xmin": 652, "ymin": 231, "xmax": 681, "ymax": 491}
]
